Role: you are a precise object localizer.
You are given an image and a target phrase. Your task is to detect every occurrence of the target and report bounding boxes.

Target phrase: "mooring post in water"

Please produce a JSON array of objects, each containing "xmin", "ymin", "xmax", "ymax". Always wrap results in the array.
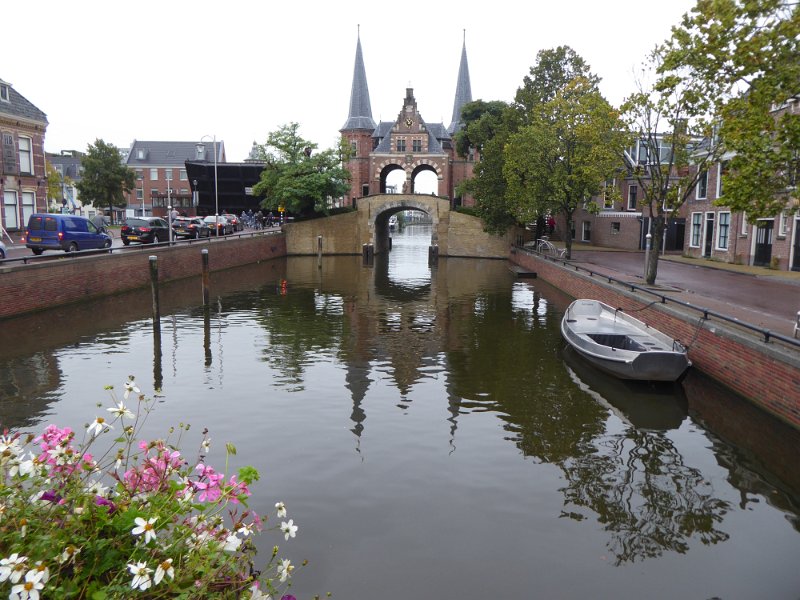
[
  {"xmin": 149, "ymin": 255, "xmax": 161, "ymax": 324},
  {"xmin": 362, "ymin": 243, "xmax": 374, "ymax": 265},
  {"xmin": 201, "ymin": 249, "xmax": 210, "ymax": 306},
  {"xmin": 428, "ymin": 244, "xmax": 439, "ymax": 266},
  {"xmin": 317, "ymin": 235, "xmax": 323, "ymax": 269}
]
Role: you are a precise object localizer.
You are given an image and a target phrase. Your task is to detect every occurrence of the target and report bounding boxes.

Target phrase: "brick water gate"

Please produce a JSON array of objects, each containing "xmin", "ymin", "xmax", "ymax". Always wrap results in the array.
[{"xmin": 284, "ymin": 194, "xmax": 516, "ymax": 258}]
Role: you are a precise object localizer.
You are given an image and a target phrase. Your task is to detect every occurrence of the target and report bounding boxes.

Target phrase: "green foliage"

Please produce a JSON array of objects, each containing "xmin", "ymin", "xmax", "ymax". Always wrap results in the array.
[
  {"xmin": 504, "ymin": 78, "xmax": 626, "ymax": 258},
  {"xmin": 453, "ymin": 100, "xmax": 510, "ymax": 158},
  {"xmin": 658, "ymin": 0, "xmax": 800, "ymax": 219},
  {"xmin": 45, "ymin": 160, "xmax": 71, "ymax": 208},
  {"xmin": 75, "ymin": 140, "xmax": 135, "ymax": 219},
  {"xmin": 252, "ymin": 123, "xmax": 351, "ymax": 217}
]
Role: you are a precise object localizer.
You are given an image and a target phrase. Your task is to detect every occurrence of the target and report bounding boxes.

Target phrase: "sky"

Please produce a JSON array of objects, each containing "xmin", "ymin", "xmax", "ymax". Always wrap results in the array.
[{"xmin": 4, "ymin": 0, "xmax": 698, "ymax": 163}]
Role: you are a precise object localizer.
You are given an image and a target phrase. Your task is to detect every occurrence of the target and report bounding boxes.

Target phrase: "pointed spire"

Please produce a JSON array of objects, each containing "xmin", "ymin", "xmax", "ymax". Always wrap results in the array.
[
  {"xmin": 341, "ymin": 26, "xmax": 377, "ymax": 131},
  {"xmin": 448, "ymin": 30, "xmax": 473, "ymax": 135}
]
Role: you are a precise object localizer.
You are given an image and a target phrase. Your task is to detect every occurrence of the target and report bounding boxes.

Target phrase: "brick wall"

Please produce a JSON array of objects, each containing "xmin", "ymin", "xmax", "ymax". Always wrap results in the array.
[
  {"xmin": 511, "ymin": 249, "xmax": 800, "ymax": 429},
  {"xmin": 0, "ymin": 234, "xmax": 286, "ymax": 320}
]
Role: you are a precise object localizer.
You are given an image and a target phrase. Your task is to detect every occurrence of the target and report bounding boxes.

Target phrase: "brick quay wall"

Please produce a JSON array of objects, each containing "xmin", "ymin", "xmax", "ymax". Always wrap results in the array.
[
  {"xmin": 0, "ymin": 233, "xmax": 287, "ymax": 321},
  {"xmin": 511, "ymin": 249, "xmax": 800, "ymax": 430}
]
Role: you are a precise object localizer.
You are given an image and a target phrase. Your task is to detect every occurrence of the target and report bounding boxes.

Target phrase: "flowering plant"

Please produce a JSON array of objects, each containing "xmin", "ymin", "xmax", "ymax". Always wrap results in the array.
[{"xmin": 0, "ymin": 377, "xmax": 300, "ymax": 599}]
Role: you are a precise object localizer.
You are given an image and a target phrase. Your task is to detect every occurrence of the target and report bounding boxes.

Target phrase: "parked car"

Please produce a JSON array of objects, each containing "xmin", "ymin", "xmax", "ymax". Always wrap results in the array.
[
  {"xmin": 121, "ymin": 217, "xmax": 171, "ymax": 245},
  {"xmin": 22, "ymin": 213, "xmax": 112, "ymax": 255},
  {"xmin": 173, "ymin": 217, "xmax": 211, "ymax": 239},
  {"xmin": 203, "ymin": 215, "xmax": 233, "ymax": 236},
  {"xmin": 222, "ymin": 213, "xmax": 244, "ymax": 232},
  {"xmin": 0, "ymin": 240, "xmax": 6, "ymax": 259}
]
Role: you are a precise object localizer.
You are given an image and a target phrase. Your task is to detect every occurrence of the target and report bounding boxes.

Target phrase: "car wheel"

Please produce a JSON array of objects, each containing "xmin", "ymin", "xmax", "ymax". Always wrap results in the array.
[
  {"xmin": 103, "ymin": 239, "xmax": 112, "ymax": 249},
  {"xmin": 0, "ymin": 249, "xmax": 5, "ymax": 259},
  {"xmin": 152, "ymin": 234, "xmax": 161, "ymax": 244},
  {"xmin": 32, "ymin": 248, "xmax": 43, "ymax": 255},
  {"xmin": 66, "ymin": 242, "xmax": 79, "ymax": 253}
]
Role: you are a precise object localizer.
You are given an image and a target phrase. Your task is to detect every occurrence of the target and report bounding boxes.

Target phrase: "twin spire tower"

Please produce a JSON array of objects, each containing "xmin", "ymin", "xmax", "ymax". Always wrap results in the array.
[{"xmin": 340, "ymin": 29, "xmax": 476, "ymax": 206}]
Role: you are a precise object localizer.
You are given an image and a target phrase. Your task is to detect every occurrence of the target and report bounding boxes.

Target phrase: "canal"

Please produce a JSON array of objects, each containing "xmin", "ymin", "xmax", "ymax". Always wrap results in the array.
[{"xmin": 1, "ymin": 225, "xmax": 799, "ymax": 598}]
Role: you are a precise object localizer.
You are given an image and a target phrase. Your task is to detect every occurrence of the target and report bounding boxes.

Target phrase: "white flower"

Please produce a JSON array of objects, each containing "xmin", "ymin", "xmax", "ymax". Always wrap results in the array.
[
  {"xmin": 277, "ymin": 558, "xmax": 293, "ymax": 582},
  {"xmin": 10, "ymin": 571, "xmax": 44, "ymax": 600},
  {"xmin": 127, "ymin": 561, "xmax": 152, "ymax": 591},
  {"xmin": 0, "ymin": 553, "xmax": 27, "ymax": 583},
  {"xmin": 237, "ymin": 522, "xmax": 254, "ymax": 537},
  {"xmin": 86, "ymin": 417, "xmax": 112, "ymax": 438},
  {"xmin": 131, "ymin": 516, "xmax": 158, "ymax": 544},
  {"xmin": 25, "ymin": 562, "xmax": 49, "ymax": 584},
  {"xmin": 201, "ymin": 438, "xmax": 211, "ymax": 453},
  {"xmin": 85, "ymin": 480, "xmax": 109, "ymax": 496},
  {"xmin": 123, "ymin": 378, "xmax": 140, "ymax": 400},
  {"xmin": 0, "ymin": 435, "xmax": 21, "ymax": 458},
  {"xmin": 58, "ymin": 546, "xmax": 80, "ymax": 565},
  {"xmin": 107, "ymin": 401, "xmax": 135, "ymax": 420},
  {"xmin": 222, "ymin": 533, "xmax": 242, "ymax": 552},
  {"xmin": 154, "ymin": 558, "xmax": 174, "ymax": 585},
  {"xmin": 249, "ymin": 582, "xmax": 273, "ymax": 599},
  {"xmin": 280, "ymin": 519, "xmax": 298, "ymax": 540},
  {"xmin": 275, "ymin": 501, "xmax": 287, "ymax": 519}
]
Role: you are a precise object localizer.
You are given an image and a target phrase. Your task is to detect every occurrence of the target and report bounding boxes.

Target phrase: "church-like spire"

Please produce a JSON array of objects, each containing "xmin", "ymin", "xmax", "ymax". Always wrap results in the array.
[
  {"xmin": 448, "ymin": 30, "xmax": 473, "ymax": 135},
  {"xmin": 341, "ymin": 26, "xmax": 376, "ymax": 131}
]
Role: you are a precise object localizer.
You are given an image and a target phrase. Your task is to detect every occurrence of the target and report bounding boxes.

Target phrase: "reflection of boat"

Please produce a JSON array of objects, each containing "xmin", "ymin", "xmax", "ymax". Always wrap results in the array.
[
  {"xmin": 562, "ymin": 345, "xmax": 688, "ymax": 430},
  {"xmin": 561, "ymin": 299, "xmax": 691, "ymax": 382},
  {"xmin": 389, "ymin": 216, "xmax": 398, "ymax": 230}
]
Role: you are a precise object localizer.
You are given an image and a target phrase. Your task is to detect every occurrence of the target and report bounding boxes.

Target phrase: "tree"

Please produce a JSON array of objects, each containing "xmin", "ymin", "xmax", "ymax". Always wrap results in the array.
[
  {"xmin": 504, "ymin": 78, "xmax": 626, "ymax": 259},
  {"xmin": 75, "ymin": 140, "xmax": 135, "ymax": 222},
  {"xmin": 658, "ymin": 0, "xmax": 800, "ymax": 218},
  {"xmin": 45, "ymin": 160, "xmax": 70, "ymax": 210},
  {"xmin": 252, "ymin": 123, "xmax": 351, "ymax": 217}
]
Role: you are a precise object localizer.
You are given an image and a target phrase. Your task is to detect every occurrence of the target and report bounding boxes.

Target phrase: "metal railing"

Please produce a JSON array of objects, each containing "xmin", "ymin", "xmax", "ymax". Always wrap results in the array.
[{"xmin": 519, "ymin": 244, "xmax": 800, "ymax": 350}]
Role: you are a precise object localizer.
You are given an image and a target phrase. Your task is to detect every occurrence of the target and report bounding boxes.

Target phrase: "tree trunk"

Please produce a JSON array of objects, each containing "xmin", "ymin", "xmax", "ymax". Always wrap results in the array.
[
  {"xmin": 644, "ymin": 216, "xmax": 666, "ymax": 285},
  {"xmin": 564, "ymin": 213, "xmax": 574, "ymax": 260}
]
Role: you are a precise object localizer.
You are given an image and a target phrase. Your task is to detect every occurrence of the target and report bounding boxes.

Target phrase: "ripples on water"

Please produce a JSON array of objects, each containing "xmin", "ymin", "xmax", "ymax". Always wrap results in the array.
[{"xmin": 0, "ymin": 224, "xmax": 799, "ymax": 599}]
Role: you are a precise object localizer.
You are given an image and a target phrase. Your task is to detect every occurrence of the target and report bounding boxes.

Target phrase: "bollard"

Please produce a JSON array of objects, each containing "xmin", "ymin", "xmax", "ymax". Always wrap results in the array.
[
  {"xmin": 149, "ymin": 255, "xmax": 161, "ymax": 324},
  {"xmin": 201, "ymin": 249, "xmax": 210, "ymax": 306},
  {"xmin": 388, "ymin": 237, "xmax": 392, "ymax": 250},
  {"xmin": 428, "ymin": 244, "xmax": 439, "ymax": 266},
  {"xmin": 317, "ymin": 235, "xmax": 323, "ymax": 269}
]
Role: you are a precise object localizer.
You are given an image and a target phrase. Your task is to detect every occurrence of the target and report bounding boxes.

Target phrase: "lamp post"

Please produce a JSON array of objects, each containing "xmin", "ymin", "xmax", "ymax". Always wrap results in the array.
[
  {"xmin": 199, "ymin": 135, "xmax": 218, "ymax": 235},
  {"xmin": 645, "ymin": 232, "xmax": 652, "ymax": 279}
]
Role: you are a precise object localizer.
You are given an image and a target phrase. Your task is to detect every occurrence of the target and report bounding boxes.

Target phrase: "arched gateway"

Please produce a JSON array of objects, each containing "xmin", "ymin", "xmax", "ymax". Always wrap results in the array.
[{"xmin": 283, "ymin": 194, "xmax": 514, "ymax": 258}]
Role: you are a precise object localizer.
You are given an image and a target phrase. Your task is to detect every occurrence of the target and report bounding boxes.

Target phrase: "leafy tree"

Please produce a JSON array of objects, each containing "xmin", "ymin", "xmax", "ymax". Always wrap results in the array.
[
  {"xmin": 45, "ymin": 160, "xmax": 71, "ymax": 210},
  {"xmin": 75, "ymin": 140, "xmax": 135, "ymax": 222},
  {"xmin": 658, "ymin": 0, "xmax": 800, "ymax": 218},
  {"xmin": 504, "ymin": 78, "xmax": 626, "ymax": 259},
  {"xmin": 252, "ymin": 123, "xmax": 351, "ymax": 217}
]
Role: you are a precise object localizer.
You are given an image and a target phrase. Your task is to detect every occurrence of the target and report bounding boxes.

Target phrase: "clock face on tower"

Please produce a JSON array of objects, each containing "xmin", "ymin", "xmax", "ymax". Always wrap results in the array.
[{"xmin": 405, "ymin": 117, "xmax": 413, "ymax": 127}]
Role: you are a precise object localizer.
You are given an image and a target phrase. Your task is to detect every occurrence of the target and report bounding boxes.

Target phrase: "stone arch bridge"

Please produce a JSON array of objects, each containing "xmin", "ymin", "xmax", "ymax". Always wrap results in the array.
[{"xmin": 284, "ymin": 194, "xmax": 516, "ymax": 258}]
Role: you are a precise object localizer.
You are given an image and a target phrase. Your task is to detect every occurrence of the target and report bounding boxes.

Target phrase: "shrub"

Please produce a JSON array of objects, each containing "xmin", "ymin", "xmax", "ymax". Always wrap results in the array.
[{"xmin": 0, "ymin": 377, "xmax": 300, "ymax": 599}]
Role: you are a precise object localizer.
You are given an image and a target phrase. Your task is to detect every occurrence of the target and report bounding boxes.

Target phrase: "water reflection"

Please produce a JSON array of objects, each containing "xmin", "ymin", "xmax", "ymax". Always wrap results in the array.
[{"xmin": 0, "ymin": 227, "xmax": 799, "ymax": 596}]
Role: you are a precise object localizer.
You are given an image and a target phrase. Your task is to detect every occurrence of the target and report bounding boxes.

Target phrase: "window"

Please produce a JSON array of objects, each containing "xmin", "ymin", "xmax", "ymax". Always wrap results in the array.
[
  {"xmin": 717, "ymin": 161, "xmax": 729, "ymax": 198},
  {"xmin": 741, "ymin": 212, "xmax": 748, "ymax": 235},
  {"xmin": 603, "ymin": 179, "xmax": 615, "ymax": 209},
  {"xmin": 180, "ymin": 188, "xmax": 188, "ymax": 195},
  {"xmin": 396, "ymin": 138, "xmax": 406, "ymax": 152},
  {"xmin": 150, "ymin": 168, "xmax": 158, "ymax": 181},
  {"xmin": 691, "ymin": 213, "xmax": 702, "ymax": 247},
  {"xmin": 3, "ymin": 190, "xmax": 18, "ymax": 228},
  {"xmin": 717, "ymin": 212, "xmax": 730, "ymax": 249},
  {"xmin": 18, "ymin": 137, "xmax": 32, "ymax": 174},
  {"xmin": 611, "ymin": 222, "xmax": 620, "ymax": 235},
  {"xmin": 627, "ymin": 185, "xmax": 637, "ymax": 210},
  {"xmin": 696, "ymin": 171, "xmax": 708, "ymax": 199},
  {"xmin": 412, "ymin": 139, "xmax": 422, "ymax": 152},
  {"xmin": 0, "ymin": 83, "xmax": 8, "ymax": 102},
  {"xmin": 351, "ymin": 141, "xmax": 357, "ymax": 153},
  {"xmin": 581, "ymin": 221, "xmax": 591, "ymax": 242},
  {"xmin": 136, "ymin": 170, "xmax": 143, "ymax": 181},
  {"xmin": 179, "ymin": 169, "xmax": 187, "ymax": 181},
  {"xmin": 779, "ymin": 211, "xmax": 788, "ymax": 237},
  {"xmin": 136, "ymin": 189, "xmax": 143, "ymax": 201},
  {"xmin": 165, "ymin": 169, "xmax": 173, "ymax": 181}
]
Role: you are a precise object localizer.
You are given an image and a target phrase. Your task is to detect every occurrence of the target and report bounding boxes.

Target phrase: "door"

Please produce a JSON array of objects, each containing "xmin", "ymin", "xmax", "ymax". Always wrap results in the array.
[
  {"xmin": 792, "ymin": 217, "xmax": 800, "ymax": 271},
  {"xmin": 703, "ymin": 213, "xmax": 715, "ymax": 257},
  {"xmin": 753, "ymin": 220, "xmax": 774, "ymax": 267}
]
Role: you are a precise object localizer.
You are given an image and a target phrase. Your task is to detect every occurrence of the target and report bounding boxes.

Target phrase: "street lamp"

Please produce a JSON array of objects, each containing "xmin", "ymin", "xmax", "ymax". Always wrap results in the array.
[{"xmin": 198, "ymin": 135, "xmax": 218, "ymax": 234}]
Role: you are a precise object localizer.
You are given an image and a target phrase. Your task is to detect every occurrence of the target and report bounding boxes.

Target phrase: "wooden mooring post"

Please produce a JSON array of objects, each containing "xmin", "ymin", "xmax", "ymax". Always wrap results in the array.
[
  {"xmin": 149, "ymin": 256, "xmax": 161, "ymax": 325},
  {"xmin": 428, "ymin": 244, "xmax": 438, "ymax": 266},
  {"xmin": 201, "ymin": 249, "xmax": 210, "ymax": 306}
]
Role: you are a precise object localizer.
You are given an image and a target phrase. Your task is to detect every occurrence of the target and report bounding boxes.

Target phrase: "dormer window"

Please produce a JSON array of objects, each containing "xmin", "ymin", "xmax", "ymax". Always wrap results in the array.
[
  {"xmin": 0, "ymin": 83, "xmax": 9, "ymax": 102},
  {"xmin": 137, "ymin": 148, "xmax": 146, "ymax": 160},
  {"xmin": 195, "ymin": 143, "xmax": 206, "ymax": 160}
]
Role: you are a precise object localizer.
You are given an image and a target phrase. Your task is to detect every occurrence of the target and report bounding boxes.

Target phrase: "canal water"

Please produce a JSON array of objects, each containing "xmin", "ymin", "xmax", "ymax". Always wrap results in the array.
[{"xmin": 1, "ymin": 225, "xmax": 799, "ymax": 598}]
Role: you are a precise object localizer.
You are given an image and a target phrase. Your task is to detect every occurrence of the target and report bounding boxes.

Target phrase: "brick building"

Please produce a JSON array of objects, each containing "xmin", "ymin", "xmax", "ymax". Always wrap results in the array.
[
  {"xmin": 124, "ymin": 140, "xmax": 225, "ymax": 220},
  {"xmin": 340, "ymin": 32, "xmax": 477, "ymax": 207},
  {"xmin": 0, "ymin": 78, "xmax": 48, "ymax": 233}
]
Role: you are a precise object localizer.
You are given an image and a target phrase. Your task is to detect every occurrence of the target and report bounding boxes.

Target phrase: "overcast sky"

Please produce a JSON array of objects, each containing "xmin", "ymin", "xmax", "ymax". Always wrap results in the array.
[{"xmin": 4, "ymin": 0, "xmax": 697, "ymax": 162}]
